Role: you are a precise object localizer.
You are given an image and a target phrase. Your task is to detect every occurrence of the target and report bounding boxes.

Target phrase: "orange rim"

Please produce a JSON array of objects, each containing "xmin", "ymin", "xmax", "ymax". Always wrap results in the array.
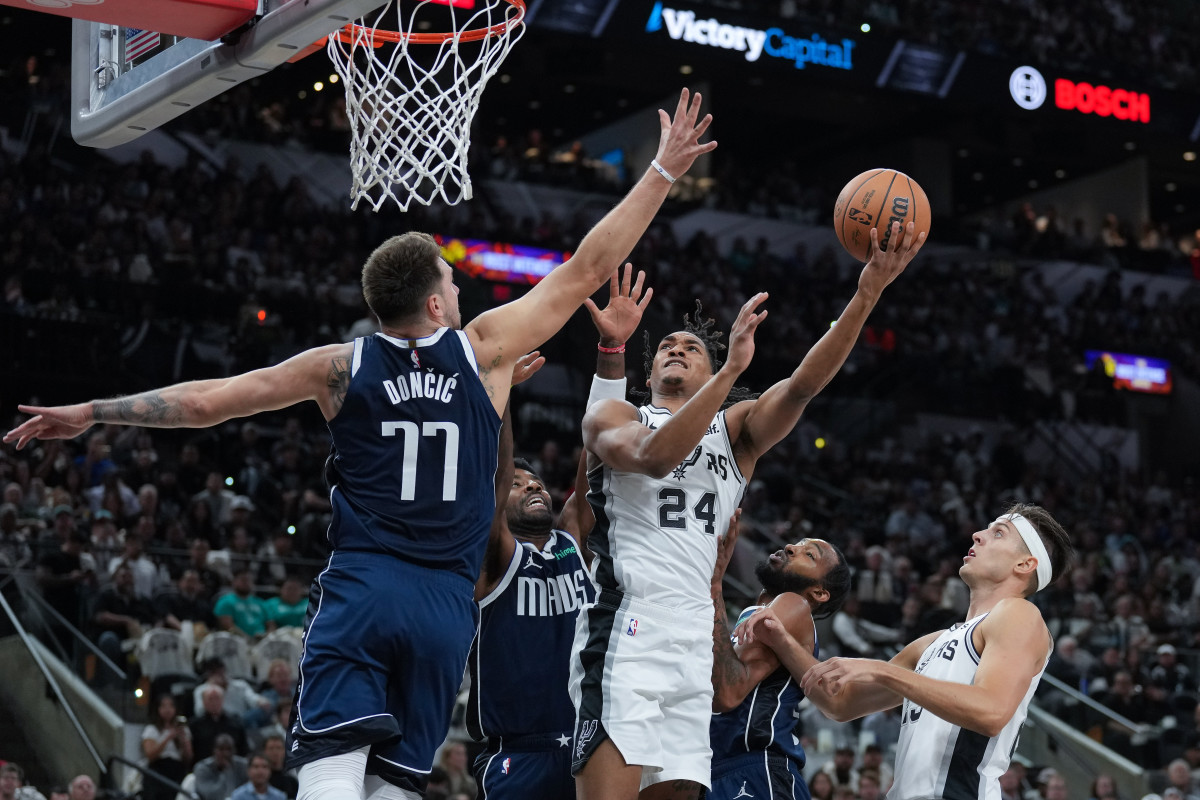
[{"xmin": 333, "ymin": 0, "xmax": 525, "ymax": 46}]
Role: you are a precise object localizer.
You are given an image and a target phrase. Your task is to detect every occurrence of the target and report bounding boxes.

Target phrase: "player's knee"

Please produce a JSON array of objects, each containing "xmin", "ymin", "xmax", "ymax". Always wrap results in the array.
[{"xmin": 297, "ymin": 748, "xmax": 370, "ymax": 800}]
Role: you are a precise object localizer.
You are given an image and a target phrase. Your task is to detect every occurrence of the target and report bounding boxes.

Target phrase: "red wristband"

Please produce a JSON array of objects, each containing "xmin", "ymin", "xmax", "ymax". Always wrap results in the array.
[{"xmin": 597, "ymin": 342, "xmax": 626, "ymax": 354}]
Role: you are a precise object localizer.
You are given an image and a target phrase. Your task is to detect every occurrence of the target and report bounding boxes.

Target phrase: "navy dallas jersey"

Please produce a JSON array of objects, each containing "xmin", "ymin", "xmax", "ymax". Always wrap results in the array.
[
  {"xmin": 326, "ymin": 329, "xmax": 501, "ymax": 580},
  {"xmin": 287, "ymin": 329, "xmax": 501, "ymax": 790},
  {"xmin": 708, "ymin": 605, "xmax": 817, "ymax": 800},
  {"xmin": 467, "ymin": 530, "xmax": 594, "ymax": 799}
]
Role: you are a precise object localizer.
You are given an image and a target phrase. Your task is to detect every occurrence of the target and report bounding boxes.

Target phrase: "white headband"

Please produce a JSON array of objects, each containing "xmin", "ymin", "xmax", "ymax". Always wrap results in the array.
[{"xmin": 998, "ymin": 513, "xmax": 1052, "ymax": 592}]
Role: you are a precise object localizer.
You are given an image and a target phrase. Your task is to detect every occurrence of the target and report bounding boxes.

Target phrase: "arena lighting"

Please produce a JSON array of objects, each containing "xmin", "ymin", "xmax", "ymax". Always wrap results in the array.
[
  {"xmin": 815, "ymin": 438, "xmax": 827, "ymax": 449},
  {"xmin": 225, "ymin": 477, "xmax": 234, "ymax": 486},
  {"xmin": 1185, "ymin": 152, "xmax": 1197, "ymax": 161}
]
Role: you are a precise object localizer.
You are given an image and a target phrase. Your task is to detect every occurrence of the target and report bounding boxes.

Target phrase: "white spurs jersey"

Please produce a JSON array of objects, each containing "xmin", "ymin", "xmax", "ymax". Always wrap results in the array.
[
  {"xmin": 586, "ymin": 405, "xmax": 745, "ymax": 612},
  {"xmin": 889, "ymin": 613, "xmax": 1049, "ymax": 800}
]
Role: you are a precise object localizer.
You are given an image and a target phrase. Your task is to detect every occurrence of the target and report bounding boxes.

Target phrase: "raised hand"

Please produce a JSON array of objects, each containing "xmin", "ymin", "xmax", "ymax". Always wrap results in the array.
[
  {"xmin": 861, "ymin": 220, "xmax": 926, "ymax": 301},
  {"xmin": 4, "ymin": 403, "xmax": 94, "ymax": 450},
  {"xmin": 584, "ymin": 263, "xmax": 653, "ymax": 347},
  {"xmin": 655, "ymin": 88, "xmax": 718, "ymax": 180},
  {"xmin": 511, "ymin": 351, "xmax": 546, "ymax": 387},
  {"xmin": 723, "ymin": 293, "xmax": 769, "ymax": 375}
]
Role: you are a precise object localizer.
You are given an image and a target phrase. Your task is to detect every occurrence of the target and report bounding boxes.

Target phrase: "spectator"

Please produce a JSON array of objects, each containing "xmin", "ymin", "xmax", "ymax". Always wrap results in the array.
[
  {"xmin": 0, "ymin": 764, "xmax": 46, "ymax": 800},
  {"xmin": 860, "ymin": 743, "xmax": 893, "ymax": 791},
  {"xmin": 36, "ymin": 527, "xmax": 96, "ymax": 650},
  {"xmin": 184, "ymin": 538, "xmax": 224, "ymax": 601},
  {"xmin": 1152, "ymin": 644, "xmax": 1194, "ymax": 695},
  {"xmin": 1166, "ymin": 759, "xmax": 1200, "ymax": 799},
  {"xmin": 229, "ymin": 754, "xmax": 285, "ymax": 800},
  {"xmin": 109, "ymin": 531, "xmax": 161, "ymax": 600},
  {"xmin": 435, "ymin": 741, "xmax": 477, "ymax": 800},
  {"xmin": 258, "ymin": 659, "xmax": 297, "ymax": 715},
  {"xmin": 262, "ymin": 577, "xmax": 306, "ymax": 631},
  {"xmin": 88, "ymin": 510, "xmax": 120, "ymax": 575},
  {"xmin": 142, "ymin": 693, "xmax": 194, "ymax": 800},
  {"xmin": 189, "ymin": 685, "xmax": 250, "ymax": 760},
  {"xmin": 260, "ymin": 734, "xmax": 297, "ymax": 800},
  {"xmin": 1000, "ymin": 764, "xmax": 1025, "ymax": 800},
  {"xmin": 859, "ymin": 771, "xmax": 883, "ymax": 800},
  {"xmin": 92, "ymin": 560, "xmax": 158, "ymax": 676},
  {"xmin": 1096, "ymin": 670, "xmax": 1154, "ymax": 760},
  {"xmin": 193, "ymin": 659, "xmax": 273, "ymax": 733},
  {"xmin": 192, "ymin": 734, "xmax": 249, "ymax": 800},
  {"xmin": 1089, "ymin": 774, "xmax": 1119, "ymax": 800},
  {"xmin": 156, "ymin": 569, "xmax": 218, "ymax": 632},
  {"xmin": 214, "ymin": 569, "xmax": 266, "ymax": 638},
  {"xmin": 1044, "ymin": 773, "xmax": 1070, "ymax": 800},
  {"xmin": 809, "ymin": 771, "xmax": 835, "ymax": 800},
  {"xmin": 193, "ymin": 472, "xmax": 236, "ymax": 527},
  {"xmin": 819, "ymin": 745, "xmax": 860, "ymax": 793},
  {"xmin": 254, "ymin": 532, "xmax": 296, "ymax": 588}
]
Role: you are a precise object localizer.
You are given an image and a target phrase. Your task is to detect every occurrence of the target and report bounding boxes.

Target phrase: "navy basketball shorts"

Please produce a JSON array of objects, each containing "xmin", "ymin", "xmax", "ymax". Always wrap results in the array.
[
  {"xmin": 706, "ymin": 752, "xmax": 809, "ymax": 800},
  {"xmin": 286, "ymin": 550, "xmax": 479, "ymax": 792},
  {"xmin": 473, "ymin": 733, "xmax": 576, "ymax": 800}
]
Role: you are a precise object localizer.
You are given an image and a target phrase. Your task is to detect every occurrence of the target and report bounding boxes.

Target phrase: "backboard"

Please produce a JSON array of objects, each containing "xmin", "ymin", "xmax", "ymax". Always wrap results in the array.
[{"xmin": 69, "ymin": 0, "xmax": 382, "ymax": 148}]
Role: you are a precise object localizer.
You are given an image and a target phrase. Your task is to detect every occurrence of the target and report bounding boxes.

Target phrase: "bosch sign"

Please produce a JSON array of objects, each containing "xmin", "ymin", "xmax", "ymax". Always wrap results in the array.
[
  {"xmin": 1055, "ymin": 79, "xmax": 1149, "ymax": 123},
  {"xmin": 645, "ymin": 2, "xmax": 856, "ymax": 71},
  {"xmin": 1008, "ymin": 66, "xmax": 1149, "ymax": 124}
]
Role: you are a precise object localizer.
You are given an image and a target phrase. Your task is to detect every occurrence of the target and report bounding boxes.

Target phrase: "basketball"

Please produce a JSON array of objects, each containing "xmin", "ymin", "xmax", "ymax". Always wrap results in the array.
[{"xmin": 833, "ymin": 169, "xmax": 932, "ymax": 262}]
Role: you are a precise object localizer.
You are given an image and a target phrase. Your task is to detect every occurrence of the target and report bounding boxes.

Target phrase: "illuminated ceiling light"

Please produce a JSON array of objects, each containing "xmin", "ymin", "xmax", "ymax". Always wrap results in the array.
[
  {"xmin": 1185, "ymin": 152, "xmax": 1197, "ymax": 162},
  {"xmin": 499, "ymin": 74, "xmax": 511, "ymax": 84},
  {"xmin": 680, "ymin": 64, "xmax": 693, "ymax": 75},
  {"xmin": 314, "ymin": 81, "xmax": 324, "ymax": 91},
  {"xmin": 860, "ymin": 23, "xmax": 871, "ymax": 32}
]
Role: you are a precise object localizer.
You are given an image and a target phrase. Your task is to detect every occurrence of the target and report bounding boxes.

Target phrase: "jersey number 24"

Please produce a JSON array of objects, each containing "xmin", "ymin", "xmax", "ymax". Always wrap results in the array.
[{"xmin": 658, "ymin": 488, "xmax": 718, "ymax": 534}]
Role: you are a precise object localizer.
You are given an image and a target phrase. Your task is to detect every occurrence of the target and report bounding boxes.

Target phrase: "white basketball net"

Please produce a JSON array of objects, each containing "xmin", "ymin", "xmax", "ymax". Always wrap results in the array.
[{"xmin": 327, "ymin": 0, "xmax": 526, "ymax": 212}]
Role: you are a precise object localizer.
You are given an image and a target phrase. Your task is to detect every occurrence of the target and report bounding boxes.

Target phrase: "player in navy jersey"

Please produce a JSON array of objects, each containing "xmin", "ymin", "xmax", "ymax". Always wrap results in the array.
[
  {"xmin": 706, "ymin": 514, "xmax": 851, "ymax": 800},
  {"xmin": 740, "ymin": 504, "xmax": 1075, "ymax": 800},
  {"xmin": 470, "ymin": 265, "xmax": 650, "ymax": 800},
  {"xmin": 5, "ymin": 89, "xmax": 716, "ymax": 800},
  {"xmin": 572, "ymin": 221, "xmax": 927, "ymax": 800}
]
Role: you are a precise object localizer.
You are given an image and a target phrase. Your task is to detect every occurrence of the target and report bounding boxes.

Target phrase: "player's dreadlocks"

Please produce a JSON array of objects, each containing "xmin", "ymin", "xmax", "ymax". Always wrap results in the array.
[{"xmin": 632, "ymin": 301, "xmax": 759, "ymax": 409}]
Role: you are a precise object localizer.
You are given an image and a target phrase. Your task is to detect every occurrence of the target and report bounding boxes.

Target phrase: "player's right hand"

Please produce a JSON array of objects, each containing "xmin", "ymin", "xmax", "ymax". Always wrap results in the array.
[
  {"xmin": 860, "ymin": 220, "xmax": 926, "ymax": 301},
  {"xmin": 723, "ymin": 293, "xmax": 769, "ymax": 375},
  {"xmin": 655, "ymin": 88, "xmax": 717, "ymax": 180},
  {"xmin": 4, "ymin": 404, "xmax": 94, "ymax": 450}
]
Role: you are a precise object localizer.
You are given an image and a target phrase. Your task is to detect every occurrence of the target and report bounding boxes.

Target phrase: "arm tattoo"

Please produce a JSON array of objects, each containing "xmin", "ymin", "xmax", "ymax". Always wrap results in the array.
[
  {"xmin": 92, "ymin": 392, "xmax": 183, "ymax": 425},
  {"xmin": 477, "ymin": 353, "xmax": 502, "ymax": 399},
  {"xmin": 712, "ymin": 585, "xmax": 751, "ymax": 699},
  {"xmin": 327, "ymin": 356, "xmax": 351, "ymax": 413}
]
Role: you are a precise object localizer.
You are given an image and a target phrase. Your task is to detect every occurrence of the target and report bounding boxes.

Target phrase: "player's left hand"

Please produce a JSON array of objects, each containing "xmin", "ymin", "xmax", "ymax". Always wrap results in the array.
[
  {"xmin": 4, "ymin": 403, "xmax": 94, "ymax": 450},
  {"xmin": 511, "ymin": 351, "xmax": 546, "ymax": 387},
  {"xmin": 860, "ymin": 220, "xmax": 926, "ymax": 301},
  {"xmin": 801, "ymin": 656, "xmax": 880, "ymax": 695},
  {"xmin": 585, "ymin": 263, "xmax": 653, "ymax": 347},
  {"xmin": 711, "ymin": 508, "xmax": 741, "ymax": 588}
]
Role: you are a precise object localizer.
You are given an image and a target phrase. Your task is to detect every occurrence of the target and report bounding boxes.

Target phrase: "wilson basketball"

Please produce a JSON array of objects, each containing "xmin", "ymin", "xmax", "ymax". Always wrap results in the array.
[{"xmin": 833, "ymin": 169, "xmax": 931, "ymax": 262}]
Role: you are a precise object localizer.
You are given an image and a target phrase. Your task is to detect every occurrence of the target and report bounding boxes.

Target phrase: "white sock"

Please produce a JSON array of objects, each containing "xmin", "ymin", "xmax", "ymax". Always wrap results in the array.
[
  {"xmin": 297, "ymin": 747, "xmax": 370, "ymax": 800},
  {"xmin": 363, "ymin": 775, "xmax": 421, "ymax": 800}
]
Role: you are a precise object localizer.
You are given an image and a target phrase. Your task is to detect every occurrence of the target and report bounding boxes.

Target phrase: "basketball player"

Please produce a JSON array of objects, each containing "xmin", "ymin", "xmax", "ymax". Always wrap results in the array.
[
  {"xmin": 708, "ymin": 512, "xmax": 852, "ymax": 800},
  {"xmin": 739, "ymin": 504, "xmax": 1074, "ymax": 800},
  {"xmin": 469, "ymin": 265, "xmax": 650, "ymax": 800},
  {"xmin": 4, "ymin": 89, "xmax": 716, "ymax": 800},
  {"xmin": 571, "ymin": 220, "xmax": 927, "ymax": 800}
]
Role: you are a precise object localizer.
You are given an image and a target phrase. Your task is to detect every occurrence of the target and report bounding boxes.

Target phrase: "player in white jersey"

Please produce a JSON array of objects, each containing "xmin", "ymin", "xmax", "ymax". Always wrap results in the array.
[
  {"xmin": 571, "ymin": 220, "xmax": 928, "ymax": 800},
  {"xmin": 739, "ymin": 503, "xmax": 1075, "ymax": 800}
]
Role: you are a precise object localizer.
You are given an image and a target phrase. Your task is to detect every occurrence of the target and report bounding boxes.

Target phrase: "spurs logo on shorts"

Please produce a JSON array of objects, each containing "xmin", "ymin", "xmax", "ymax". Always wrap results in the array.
[{"xmin": 576, "ymin": 719, "xmax": 598, "ymax": 760}]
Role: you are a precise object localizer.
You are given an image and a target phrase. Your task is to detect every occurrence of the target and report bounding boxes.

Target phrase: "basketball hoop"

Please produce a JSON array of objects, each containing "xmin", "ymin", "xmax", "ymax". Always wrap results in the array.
[{"xmin": 326, "ymin": 0, "xmax": 526, "ymax": 212}]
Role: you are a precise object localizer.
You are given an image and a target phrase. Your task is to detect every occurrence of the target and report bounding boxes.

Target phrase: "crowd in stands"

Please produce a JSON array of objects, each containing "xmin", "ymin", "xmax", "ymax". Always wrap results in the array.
[
  {"xmin": 770, "ymin": 0, "xmax": 1200, "ymax": 91},
  {"xmin": 3, "ymin": 9, "xmax": 1200, "ymax": 798}
]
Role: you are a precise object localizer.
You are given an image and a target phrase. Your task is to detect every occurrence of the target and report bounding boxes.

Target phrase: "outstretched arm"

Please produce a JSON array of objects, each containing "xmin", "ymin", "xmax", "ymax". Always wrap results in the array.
[
  {"xmin": 727, "ymin": 222, "xmax": 927, "ymax": 470},
  {"xmin": 5, "ymin": 343, "xmax": 353, "ymax": 448},
  {"xmin": 583, "ymin": 294, "xmax": 767, "ymax": 478},
  {"xmin": 710, "ymin": 513, "xmax": 821, "ymax": 712},
  {"xmin": 800, "ymin": 599, "xmax": 1049, "ymax": 733},
  {"xmin": 465, "ymin": 89, "xmax": 716, "ymax": 411},
  {"xmin": 558, "ymin": 265, "xmax": 650, "ymax": 549},
  {"xmin": 476, "ymin": 352, "xmax": 545, "ymax": 601}
]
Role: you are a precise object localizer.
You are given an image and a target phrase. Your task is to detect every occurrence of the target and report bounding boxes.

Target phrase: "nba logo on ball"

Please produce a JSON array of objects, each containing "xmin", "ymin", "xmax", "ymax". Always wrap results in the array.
[{"xmin": 626, "ymin": 618, "xmax": 639, "ymax": 636}]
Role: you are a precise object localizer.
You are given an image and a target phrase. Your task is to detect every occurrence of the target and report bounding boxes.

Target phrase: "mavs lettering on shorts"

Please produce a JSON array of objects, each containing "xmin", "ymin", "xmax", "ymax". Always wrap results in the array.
[
  {"xmin": 326, "ymin": 330, "xmax": 501, "ymax": 581},
  {"xmin": 468, "ymin": 531, "xmax": 595, "ymax": 740}
]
